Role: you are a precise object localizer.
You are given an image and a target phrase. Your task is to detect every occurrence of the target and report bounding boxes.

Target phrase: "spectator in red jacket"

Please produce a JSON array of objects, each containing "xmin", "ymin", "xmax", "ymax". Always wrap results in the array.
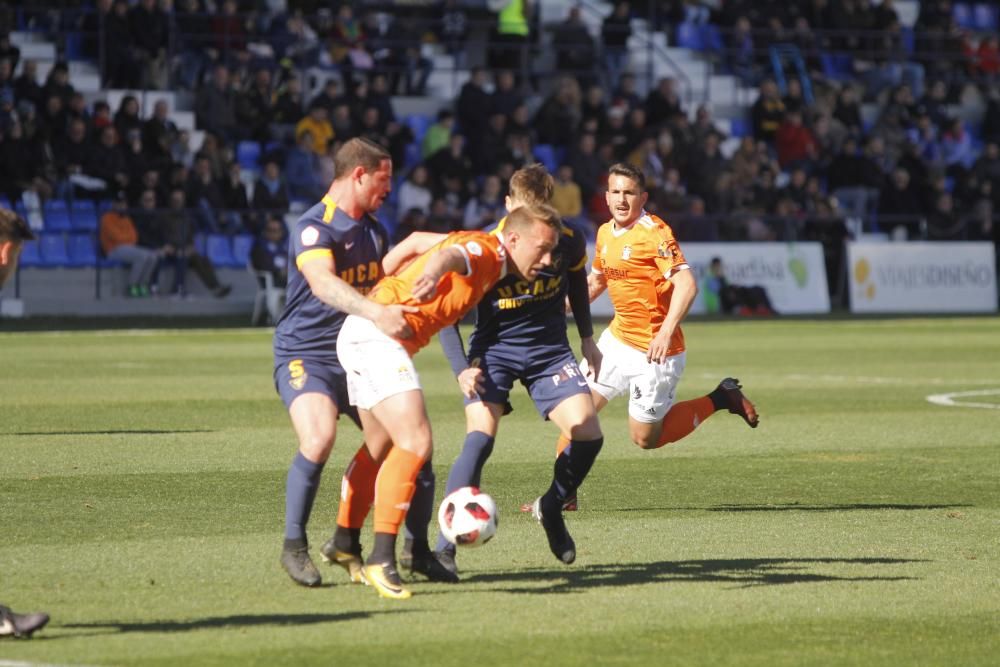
[{"xmin": 775, "ymin": 110, "xmax": 819, "ymax": 170}]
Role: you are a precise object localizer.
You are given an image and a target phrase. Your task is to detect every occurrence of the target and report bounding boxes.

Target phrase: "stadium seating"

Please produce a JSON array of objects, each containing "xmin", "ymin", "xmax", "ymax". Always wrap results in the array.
[
  {"xmin": 70, "ymin": 200, "xmax": 99, "ymax": 231},
  {"xmin": 206, "ymin": 233, "xmax": 239, "ymax": 268},
  {"xmin": 42, "ymin": 200, "xmax": 72, "ymax": 232},
  {"xmin": 39, "ymin": 233, "xmax": 70, "ymax": 266},
  {"xmin": 236, "ymin": 141, "xmax": 262, "ymax": 171},
  {"xmin": 232, "ymin": 234, "xmax": 254, "ymax": 267},
  {"xmin": 701, "ymin": 25, "xmax": 724, "ymax": 53},
  {"xmin": 675, "ymin": 23, "xmax": 703, "ymax": 51},
  {"xmin": 18, "ymin": 238, "xmax": 42, "ymax": 267},
  {"xmin": 973, "ymin": 3, "xmax": 999, "ymax": 30},
  {"xmin": 402, "ymin": 114, "xmax": 433, "ymax": 144},
  {"xmin": 730, "ymin": 117, "xmax": 751, "ymax": 138},
  {"xmin": 67, "ymin": 233, "xmax": 99, "ymax": 267},
  {"xmin": 533, "ymin": 144, "xmax": 564, "ymax": 173}
]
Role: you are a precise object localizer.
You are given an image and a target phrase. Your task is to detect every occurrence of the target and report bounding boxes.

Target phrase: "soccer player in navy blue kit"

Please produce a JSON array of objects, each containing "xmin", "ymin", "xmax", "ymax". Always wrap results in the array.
[
  {"xmin": 273, "ymin": 138, "xmax": 418, "ymax": 587},
  {"xmin": 420, "ymin": 164, "xmax": 605, "ymax": 573}
]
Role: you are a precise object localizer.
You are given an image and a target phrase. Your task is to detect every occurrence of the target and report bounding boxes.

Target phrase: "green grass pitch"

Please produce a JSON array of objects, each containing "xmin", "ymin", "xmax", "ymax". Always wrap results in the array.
[{"xmin": 1, "ymin": 318, "xmax": 998, "ymax": 666}]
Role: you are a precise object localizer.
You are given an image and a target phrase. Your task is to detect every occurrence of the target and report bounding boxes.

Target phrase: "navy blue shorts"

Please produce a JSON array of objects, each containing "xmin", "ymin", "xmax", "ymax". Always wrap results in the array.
[
  {"xmin": 464, "ymin": 343, "xmax": 590, "ymax": 419},
  {"xmin": 273, "ymin": 357, "xmax": 361, "ymax": 428}
]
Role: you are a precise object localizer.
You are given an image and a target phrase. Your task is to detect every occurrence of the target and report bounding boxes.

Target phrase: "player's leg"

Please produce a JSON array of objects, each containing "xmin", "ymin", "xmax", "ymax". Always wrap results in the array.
[
  {"xmin": 627, "ymin": 355, "xmax": 759, "ymax": 450},
  {"xmin": 320, "ymin": 415, "xmax": 392, "ymax": 584},
  {"xmin": 282, "ymin": 390, "xmax": 338, "ymax": 587},
  {"xmin": 363, "ymin": 389, "xmax": 434, "ymax": 599},
  {"xmin": 527, "ymin": 352, "xmax": 604, "ymax": 563}
]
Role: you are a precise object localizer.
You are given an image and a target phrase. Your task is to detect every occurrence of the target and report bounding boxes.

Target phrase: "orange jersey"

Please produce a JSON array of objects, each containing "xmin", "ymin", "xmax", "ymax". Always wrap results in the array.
[
  {"xmin": 370, "ymin": 230, "xmax": 507, "ymax": 356},
  {"xmin": 592, "ymin": 211, "xmax": 689, "ymax": 354}
]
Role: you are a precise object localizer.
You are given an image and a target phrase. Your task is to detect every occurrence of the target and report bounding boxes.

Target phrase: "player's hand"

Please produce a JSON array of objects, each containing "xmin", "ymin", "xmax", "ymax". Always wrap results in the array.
[
  {"xmin": 646, "ymin": 331, "xmax": 672, "ymax": 364},
  {"xmin": 580, "ymin": 336, "xmax": 602, "ymax": 381},
  {"xmin": 457, "ymin": 358, "xmax": 484, "ymax": 398},
  {"xmin": 375, "ymin": 304, "xmax": 418, "ymax": 339},
  {"xmin": 411, "ymin": 271, "xmax": 440, "ymax": 302},
  {"xmin": 564, "ymin": 295, "xmax": 572, "ymax": 314}
]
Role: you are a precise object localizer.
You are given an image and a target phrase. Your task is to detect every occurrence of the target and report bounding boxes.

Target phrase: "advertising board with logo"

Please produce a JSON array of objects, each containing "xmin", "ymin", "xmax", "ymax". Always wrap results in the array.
[{"xmin": 847, "ymin": 242, "xmax": 997, "ymax": 313}]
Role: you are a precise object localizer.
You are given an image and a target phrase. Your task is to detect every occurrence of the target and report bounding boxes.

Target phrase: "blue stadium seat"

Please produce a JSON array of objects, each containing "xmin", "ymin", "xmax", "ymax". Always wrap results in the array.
[
  {"xmin": 67, "ymin": 233, "xmax": 98, "ymax": 267},
  {"xmin": 402, "ymin": 114, "xmax": 433, "ymax": 143},
  {"xmin": 206, "ymin": 233, "xmax": 239, "ymax": 268},
  {"xmin": 533, "ymin": 144, "xmax": 561, "ymax": 172},
  {"xmin": 39, "ymin": 233, "xmax": 70, "ymax": 266},
  {"xmin": 820, "ymin": 52, "xmax": 854, "ymax": 81},
  {"xmin": 236, "ymin": 141, "xmax": 262, "ymax": 171},
  {"xmin": 403, "ymin": 142, "xmax": 422, "ymax": 169},
  {"xmin": 675, "ymin": 23, "xmax": 703, "ymax": 51},
  {"xmin": 974, "ymin": 3, "xmax": 998, "ymax": 30},
  {"xmin": 43, "ymin": 200, "xmax": 72, "ymax": 232},
  {"xmin": 0, "ymin": 196, "xmax": 11, "ymax": 210},
  {"xmin": 232, "ymin": 234, "xmax": 254, "ymax": 266},
  {"xmin": 70, "ymin": 200, "xmax": 98, "ymax": 231},
  {"xmin": 953, "ymin": 2, "xmax": 974, "ymax": 28},
  {"xmin": 730, "ymin": 117, "xmax": 751, "ymax": 138},
  {"xmin": 701, "ymin": 25, "xmax": 724, "ymax": 53},
  {"xmin": 18, "ymin": 238, "xmax": 42, "ymax": 267},
  {"xmin": 901, "ymin": 27, "xmax": 915, "ymax": 56}
]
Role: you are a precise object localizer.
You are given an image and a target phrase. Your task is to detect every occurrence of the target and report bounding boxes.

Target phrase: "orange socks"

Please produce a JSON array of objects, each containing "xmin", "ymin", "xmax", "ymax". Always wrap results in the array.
[
  {"xmin": 655, "ymin": 397, "xmax": 716, "ymax": 448},
  {"xmin": 336, "ymin": 445, "xmax": 381, "ymax": 530},
  {"xmin": 373, "ymin": 447, "xmax": 426, "ymax": 535}
]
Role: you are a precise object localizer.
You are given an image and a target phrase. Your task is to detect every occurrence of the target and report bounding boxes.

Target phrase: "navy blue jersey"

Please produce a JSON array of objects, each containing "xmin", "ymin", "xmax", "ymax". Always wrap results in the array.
[
  {"xmin": 467, "ymin": 218, "xmax": 588, "ymax": 349},
  {"xmin": 273, "ymin": 194, "xmax": 389, "ymax": 364}
]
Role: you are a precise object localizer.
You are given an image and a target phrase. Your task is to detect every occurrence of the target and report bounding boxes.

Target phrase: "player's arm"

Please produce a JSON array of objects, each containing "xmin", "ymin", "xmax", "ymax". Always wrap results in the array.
[
  {"xmin": 438, "ymin": 325, "xmax": 484, "ymax": 398},
  {"xmin": 567, "ymin": 266, "xmax": 601, "ymax": 379},
  {"xmin": 382, "ymin": 231, "xmax": 447, "ymax": 276},
  {"xmin": 587, "ymin": 270, "xmax": 608, "ymax": 302},
  {"xmin": 300, "ymin": 257, "xmax": 416, "ymax": 338},
  {"xmin": 411, "ymin": 245, "xmax": 468, "ymax": 301},
  {"xmin": 647, "ymin": 267, "xmax": 697, "ymax": 364}
]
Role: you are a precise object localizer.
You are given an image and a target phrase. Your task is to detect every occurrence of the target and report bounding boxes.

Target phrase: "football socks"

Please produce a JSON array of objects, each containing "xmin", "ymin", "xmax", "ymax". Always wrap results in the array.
[
  {"xmin": 655, "ymin": 397, "xmax": 716, "ymax": 447},
  {"xmin": 284, "ymin": 452, "xmax": 325, "ymax": 541},
  {"xmin": 435, "ymin": 431, "xmax": 495, "ymax": 553},
  {"xmin": 373, "ymin": 447, "xmax": 425, "ymax": 535},
  {"xmin": 336, "ymin": 444, "xmax": 380, "ymax": 530},
  {"xmin": 404, "ymin": 460, "xmax": 436, "ymax": 555},
  {"xmin": 544, "ymin": 436, "xmax": 604, "ymax": 506}
]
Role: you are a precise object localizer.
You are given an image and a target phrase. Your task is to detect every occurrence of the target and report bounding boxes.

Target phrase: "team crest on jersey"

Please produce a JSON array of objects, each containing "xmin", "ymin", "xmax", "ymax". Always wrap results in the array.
[
  {"xmin": 632, "ymin": 386, "xmax": 642, "ymax": 399},
  {"xmin": 621, "ymin": 245, "xmax": 632, "ymax": 260},
  {"xmin": 301, "ymin": 226, "xmax": 320, "ymax": 247},
  {"xmin": 465, "ymin": 241, "xmax": 483, "ymax": 256},
  {"xmin": 397, "ymin": 365, "xmax": 414, "ymax": 382}
]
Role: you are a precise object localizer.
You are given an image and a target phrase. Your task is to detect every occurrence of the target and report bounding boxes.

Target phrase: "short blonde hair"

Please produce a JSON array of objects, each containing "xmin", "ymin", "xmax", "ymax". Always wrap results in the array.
[{"xmin": 508, "ymin": 163, "xmax": 554, "ymax": 207}]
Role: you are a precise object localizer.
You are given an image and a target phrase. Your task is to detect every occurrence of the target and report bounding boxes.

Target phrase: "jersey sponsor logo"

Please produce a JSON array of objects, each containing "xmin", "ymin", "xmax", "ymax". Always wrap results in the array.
[
  {"xmin": 621, "ymin": 245, "xmax": 632, "ymax": 260},
  {"xmin": 288, "ymin": 359, "xmax": 308, "ymax": 390},
  {"xmin": 465, "ymin": 240, "xmax": 483, "ymax": 256},
  {"xmin": 604, "ymin": 266, "xmax": 628, "ymax": 281},
  {"xmin": 495, "ymin": 275, "xmax": 563, "ymax": 308},
  {"xmin": 301, "ymin": 226, "xmax": 320, "ymax": 247}
]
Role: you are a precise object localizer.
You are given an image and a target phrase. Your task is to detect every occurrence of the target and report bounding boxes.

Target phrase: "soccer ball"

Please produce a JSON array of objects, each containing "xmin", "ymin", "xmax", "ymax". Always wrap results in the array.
[{"xmin": 438, "ymin": 486, "xmax": 498, "ymax": 547}]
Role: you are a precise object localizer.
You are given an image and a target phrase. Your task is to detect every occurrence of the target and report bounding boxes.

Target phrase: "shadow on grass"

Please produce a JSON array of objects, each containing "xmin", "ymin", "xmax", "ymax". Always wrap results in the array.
[
  {"xmin": 13, "ymin": 429, "xmax": 214, "ymax": 436},
  {"xmin": 60, "ymin": 611, "xmax": 398, "ymax": 637},
  {"xmin": 466, "ymin": 557, "xmax": 924, "ymax": 594},
  {"xmin": 609, "ymin": 503, "xmax": 972, "ymax": 513}
]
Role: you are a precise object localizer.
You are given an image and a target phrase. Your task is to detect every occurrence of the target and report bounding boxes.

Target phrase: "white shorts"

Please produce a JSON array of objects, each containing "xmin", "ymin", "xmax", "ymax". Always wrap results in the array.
[
  {"xmin": 336, "ymin": 315, "xmax": 421, "ymax": 410},
  {"xmin": 581, "ymin": 328, "xmax": 686, "ymax": 424}
]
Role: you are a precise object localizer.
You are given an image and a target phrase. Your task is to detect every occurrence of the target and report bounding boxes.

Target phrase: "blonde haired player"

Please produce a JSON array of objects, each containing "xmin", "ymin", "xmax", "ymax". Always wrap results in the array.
[{"xmin": 582, "ymin": 162, "xmax": 758, "ymax": 453}]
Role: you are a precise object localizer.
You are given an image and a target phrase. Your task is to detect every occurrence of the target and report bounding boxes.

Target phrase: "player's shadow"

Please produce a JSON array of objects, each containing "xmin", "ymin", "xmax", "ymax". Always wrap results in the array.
[
  {"xmin": 467, "ymin": 557, "xmax": 924, "ymax": 595},
  {"xmin": 13, "ymin": 429, "xmax": 214, "ymax": 436},
  {"xmin": 60, "ymin": 611, "xmax": 403, "ymax": 637},
  {"xmin": 609, "ymin": 503, "xmax": 972, "ymax": 513}
]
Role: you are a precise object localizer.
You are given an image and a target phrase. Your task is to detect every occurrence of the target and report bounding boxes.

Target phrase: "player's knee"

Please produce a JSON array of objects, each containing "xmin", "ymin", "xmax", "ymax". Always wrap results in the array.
[
  {"xmin": 632, "ymin": 435, "xmax": 659, "ymax": 450},
  {"xmin": 567, "ymin": 417, "xmax": 603, "ymax": 442},
  {"xmin": 299, "ymin": 433, "xmax": 334, "ymax": 460}
]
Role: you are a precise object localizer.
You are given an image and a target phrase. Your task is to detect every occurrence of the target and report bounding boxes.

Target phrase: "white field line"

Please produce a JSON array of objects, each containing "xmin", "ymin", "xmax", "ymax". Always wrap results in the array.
[
  {"xmin": 0, "ymin": 661, "xmax": 106, "ymax": 667},
  {"xmin": 0, "ymin": 327, "xmax": 267, "ymax": 338},
  {"xmin": 926, "ymin": 389, "xmax": 1000, "ymax": 410}
]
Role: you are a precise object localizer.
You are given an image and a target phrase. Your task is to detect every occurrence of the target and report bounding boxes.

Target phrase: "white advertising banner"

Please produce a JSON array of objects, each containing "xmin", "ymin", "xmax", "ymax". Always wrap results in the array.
[
  {"xmin": 847, "ymin": 242, "xmax": 997, "ymax": 313},
  {"xmin": 587, "ymin": 242, "xmax": 831, "ymax": 317}
]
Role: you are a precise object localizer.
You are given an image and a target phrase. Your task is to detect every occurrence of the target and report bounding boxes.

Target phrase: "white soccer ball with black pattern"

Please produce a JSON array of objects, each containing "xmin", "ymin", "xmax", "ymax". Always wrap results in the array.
[{"xmin": 438, "ymin": 486, "xmax": 498, "ymax": 548}]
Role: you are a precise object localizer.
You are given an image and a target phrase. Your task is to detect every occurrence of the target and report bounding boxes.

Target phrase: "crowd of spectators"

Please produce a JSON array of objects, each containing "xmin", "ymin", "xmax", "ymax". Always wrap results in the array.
[{"xmin": 0, "ymin": 0, "xmax": 998, "ymax": 302}]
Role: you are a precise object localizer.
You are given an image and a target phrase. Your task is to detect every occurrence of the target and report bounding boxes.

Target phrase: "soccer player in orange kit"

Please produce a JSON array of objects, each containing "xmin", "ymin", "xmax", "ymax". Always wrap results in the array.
[{"xmin": 332, "ymin": 203, "xmax": 567, "ymax": 599}]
